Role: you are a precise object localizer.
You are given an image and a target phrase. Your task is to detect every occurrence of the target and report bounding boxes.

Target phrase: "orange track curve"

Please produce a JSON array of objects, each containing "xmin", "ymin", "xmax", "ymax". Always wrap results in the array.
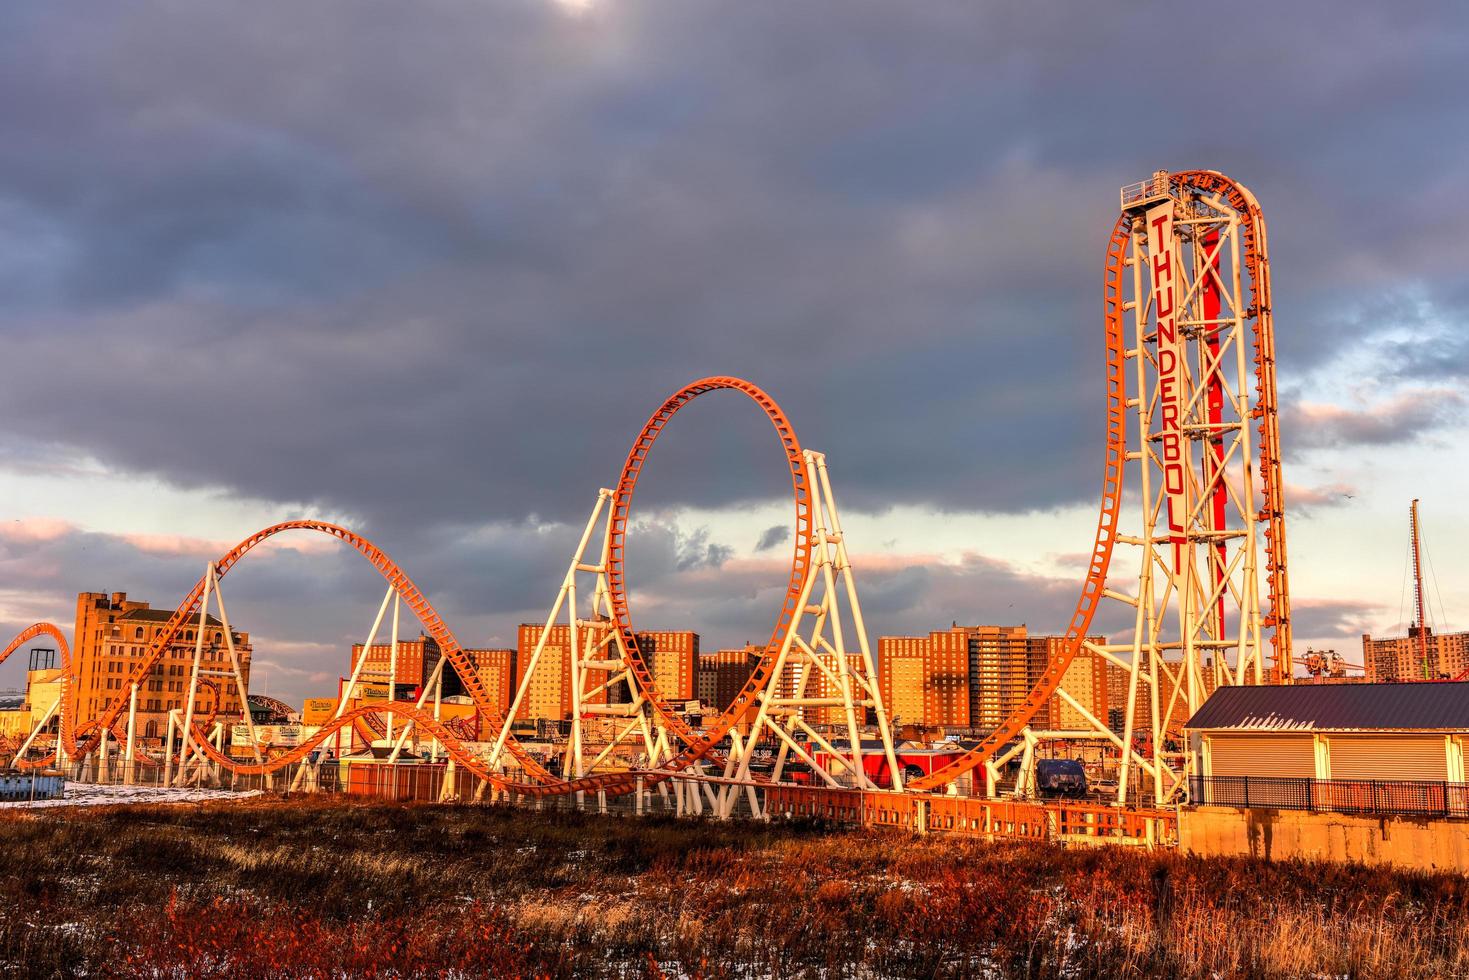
[
  {"xmin": 14, "ymin": 378, "xmax": 813, "ymax": 797},
  {"xmin": 606, "ymin": 377, "xmax": 813, "ymax": 780}
]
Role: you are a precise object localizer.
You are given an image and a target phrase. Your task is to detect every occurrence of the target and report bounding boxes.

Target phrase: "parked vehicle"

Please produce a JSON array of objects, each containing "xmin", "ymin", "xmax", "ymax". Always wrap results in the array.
[{"xmin": 1034, "ymin": 758, "xmax": 1087, "ymax": 798}]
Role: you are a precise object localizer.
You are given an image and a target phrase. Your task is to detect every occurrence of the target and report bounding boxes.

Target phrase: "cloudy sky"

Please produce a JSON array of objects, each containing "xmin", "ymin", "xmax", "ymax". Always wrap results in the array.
[{"xmin": 1, "ymin": 1, "xmax": 1466, "ymax": 703}]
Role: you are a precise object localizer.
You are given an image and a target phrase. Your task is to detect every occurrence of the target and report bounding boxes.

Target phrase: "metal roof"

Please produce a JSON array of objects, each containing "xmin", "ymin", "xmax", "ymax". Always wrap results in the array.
[
  {"xmin": 1186, "ymin": 682, "xmax": 1469, "ymax": 733},
  {"xmin": 120, "ymin": 608, "xmax": 224, "ymax": 627}
]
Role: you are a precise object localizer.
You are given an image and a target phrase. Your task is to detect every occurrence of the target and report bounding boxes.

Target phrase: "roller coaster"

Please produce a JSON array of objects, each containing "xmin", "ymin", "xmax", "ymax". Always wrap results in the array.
[{"xmin": 2, "ymin": 170, "xmax": 1290, "ymax": 824}]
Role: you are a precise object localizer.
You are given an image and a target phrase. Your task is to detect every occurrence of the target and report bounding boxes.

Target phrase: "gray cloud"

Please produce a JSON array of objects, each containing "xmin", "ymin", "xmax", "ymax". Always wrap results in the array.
[
  {"xmin": 0, "ymin": 1, "xmax": 1464, "ymax": 535},
  {"xmin": 753, "ymin": 525, "xmax": 786, "ymax": 552},
  {"xmin": 1, "ymin": 1, "xmax": 1467, "ymax": 701},
  {"xmin": 1283, "ymin": 389, "xmax": 1466, "ymax": 452}
]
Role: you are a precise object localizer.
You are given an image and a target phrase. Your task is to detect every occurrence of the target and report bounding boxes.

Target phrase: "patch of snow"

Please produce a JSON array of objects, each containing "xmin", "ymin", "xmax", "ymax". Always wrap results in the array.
[{"xmin": 0, "ymin": 783, "xmax": 263, "ymax": 809}]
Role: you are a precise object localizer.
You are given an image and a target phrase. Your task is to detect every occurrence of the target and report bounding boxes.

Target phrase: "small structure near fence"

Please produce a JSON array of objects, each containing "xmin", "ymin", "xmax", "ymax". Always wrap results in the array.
[
  {"xmin": 1182, "ymin": 682, "xmax": 1469, "ymax": 872},
  {"xmin": 1186, "ymin": 682, "xmax": 1469, "ymax": 799},
  {"xmin": 0, "ymin": 770, "xmax": 66, "ymax": 803}
]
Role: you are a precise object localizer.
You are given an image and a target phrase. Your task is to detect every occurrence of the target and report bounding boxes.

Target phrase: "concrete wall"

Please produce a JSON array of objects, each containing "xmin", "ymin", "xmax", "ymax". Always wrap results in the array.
[{"xmin": 1180, "ymin": 804, "xmax": 1469, "ymax": 873}]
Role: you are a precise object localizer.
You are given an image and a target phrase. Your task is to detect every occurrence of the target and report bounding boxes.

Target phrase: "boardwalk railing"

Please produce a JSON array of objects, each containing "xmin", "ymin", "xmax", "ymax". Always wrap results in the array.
[{"xmin": 1189, "ymin": 775, "xmax": 1469, "ymax": 819}]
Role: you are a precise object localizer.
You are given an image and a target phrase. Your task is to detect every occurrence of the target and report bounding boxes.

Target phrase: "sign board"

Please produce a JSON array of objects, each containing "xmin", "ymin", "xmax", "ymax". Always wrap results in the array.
[
  {"xmin": 232, "ymin": 723, "xmax": 315, "ymax": 748},
  {"xmin": 301, "ymin": 698, "xmax": 338, "ymax": 726},
  {"xmin": 1145, "ymin": 201, "xmax": 1187, "ymax": 570}
]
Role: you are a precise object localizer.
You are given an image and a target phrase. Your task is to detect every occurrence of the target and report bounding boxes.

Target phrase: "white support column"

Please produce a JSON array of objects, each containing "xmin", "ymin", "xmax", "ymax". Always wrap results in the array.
[
  {"xmin": 487, "ymin": 491, "xmax": 610, "ymax": 772},
  {"xmin": 124, "ymin": 683, "xmax": 139, "ymax": 785},
  {"xmin": 12, "ymin": 698, "xmax": 61, "ymax": 768},
  {"xmin": 318, "ymin": 582, "xmax": 396, "ymax": 768},
  {"xmin": 388, "ymin": 656, "xmax": 447, "ymax": 764},
  {"xmin": 431, "ymin": 667, "xmax": 443, "ymax": 762},
  {"xmin": 175, "ymin": 567, "xmax": 215, "ymax": 787},
  {"xmin": 725, "ymin": 450, "xmax": 898, "ymax": 798},
  {"xmin": 162, "ymin": 709, "xmax": 177, "ymax": 787},
  {"xmin": 386, "ymin": 594, "xmax": 400, "ymax": 744},
  {"xmin": 210, "ymin": 566, "xmax": 267, "ymax": 785}
]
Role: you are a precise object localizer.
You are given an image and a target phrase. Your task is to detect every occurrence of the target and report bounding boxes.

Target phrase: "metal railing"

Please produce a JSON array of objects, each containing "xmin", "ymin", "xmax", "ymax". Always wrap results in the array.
[
  {"xmin": 1190, "ymin": 775, "xmax": 1469, "ymax": 819},
  {"xmin": 1120, "ymin": 173, "xmax": 1170, "ymax": 209}
]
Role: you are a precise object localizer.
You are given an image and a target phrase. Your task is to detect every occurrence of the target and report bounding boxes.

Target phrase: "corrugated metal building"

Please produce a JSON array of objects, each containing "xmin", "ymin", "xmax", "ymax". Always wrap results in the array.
[{"xmin": 1185, "ymin": 682, "xmax": 1469, "ymax": 782}]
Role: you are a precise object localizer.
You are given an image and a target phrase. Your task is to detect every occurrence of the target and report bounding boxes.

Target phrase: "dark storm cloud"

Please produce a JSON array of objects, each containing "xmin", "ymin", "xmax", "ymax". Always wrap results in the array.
[
  {"xmin": 0, "ymin": 1, "xmax": 1463, "ymax": 537},
  {"xmin": 1, "ymin": 0, "xmax": 1467, "ymax": 532}
]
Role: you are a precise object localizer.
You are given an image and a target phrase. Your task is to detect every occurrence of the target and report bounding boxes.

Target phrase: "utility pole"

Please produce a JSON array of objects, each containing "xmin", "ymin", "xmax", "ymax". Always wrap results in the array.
[{"xmin": 1410, "ymin": 499, "xmax": 1431, "ymax": 679}]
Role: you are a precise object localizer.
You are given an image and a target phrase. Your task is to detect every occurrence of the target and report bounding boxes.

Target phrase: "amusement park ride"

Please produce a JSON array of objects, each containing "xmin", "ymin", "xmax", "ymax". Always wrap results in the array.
[{"xmin": 0, "ymin": 170, "xmax": 1293, "ymax": 818}]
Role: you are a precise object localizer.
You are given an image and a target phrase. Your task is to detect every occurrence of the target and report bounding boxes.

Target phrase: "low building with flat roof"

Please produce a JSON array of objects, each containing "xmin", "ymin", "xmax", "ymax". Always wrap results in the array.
[{"xmin": 1187, "ymin": 682, "xmax": 1469, "ymax": 799}]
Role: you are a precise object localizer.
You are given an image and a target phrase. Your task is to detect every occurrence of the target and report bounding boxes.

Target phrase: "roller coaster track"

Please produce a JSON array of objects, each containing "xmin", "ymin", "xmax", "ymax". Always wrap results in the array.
[
  {"xmin": 4, "ymin": 173, "xmax": 1286, "ymax": 800},
  {"xmin": 6, "ymin": 378, "xmax": 815, "ymax": 798},
  {"xmin": 606, "ymin": 377, "xmax": 813, "ymax": 784}
]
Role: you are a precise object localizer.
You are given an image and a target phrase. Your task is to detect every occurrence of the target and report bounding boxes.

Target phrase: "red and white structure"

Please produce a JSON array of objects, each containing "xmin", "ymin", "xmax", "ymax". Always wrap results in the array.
[{"xmin": 910, "ymin": 170, "xmax": 1292, "ymax": 804}]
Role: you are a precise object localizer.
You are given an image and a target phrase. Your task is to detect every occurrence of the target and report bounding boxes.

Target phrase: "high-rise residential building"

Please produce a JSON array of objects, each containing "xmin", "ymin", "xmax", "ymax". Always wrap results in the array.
[
  {"xmin": 515, "ymin": 623, "xmax": 581, "ymax": 721},
  {"xmin": 878, "ymin": 636, "xmax": 934, "ymax": 728},
  {"xmin": 451, "ymin": 648, "xmax": 516, "ymax": 712},
  {"xmin": 804, "ymin": 651, "xmax": 872, "ymax": 727},
  {"xmin": 1028, "ymin": 636, "xmax": 1110, "ymax": 730},
  {"xmin": 963, "ymin": 625, "xmax": 1031, "ymax": 731},
  {"xmin": 513, "ymin": 623, "xmax": 699, "ymax": 722},
  {"xmin": 1104, "ymin": 659, "xmax": 1131, "ymax": 733},
  {"xmin": 878, "ymin": 626, "xmax": 1110, "ymax": 733},
  {"xmin": 349, "ymin": 634, "xmax": 442, "ymax": 694},
  {"xmin": 73, "ymin": 591, "xmax": 252, "ymax": 743},
  {"xmin": 635, "ymin": 630, "xmax": 699, "ymax": 704},
  {"xmin": 878, "ymin": 629, "xmax": 982, "ymax": 730},
  {"xmin": 698, "ymin": 645, "xmax": 762, "ymax": 712},
  {"xmin": 1363, "ymin": 629, "xmax": 1469, "ymax": 682}
]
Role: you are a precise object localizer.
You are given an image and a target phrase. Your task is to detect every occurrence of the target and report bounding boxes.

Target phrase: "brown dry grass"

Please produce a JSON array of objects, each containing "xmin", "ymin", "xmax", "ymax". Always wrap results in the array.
[{"xmin": 0, "ymin": 794, "xmax": 1466, "ymax": 977}]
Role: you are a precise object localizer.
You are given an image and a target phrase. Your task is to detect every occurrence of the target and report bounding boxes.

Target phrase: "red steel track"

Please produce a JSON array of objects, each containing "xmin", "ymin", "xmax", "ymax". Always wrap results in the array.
[
  {"xmin": 606, "ymin": 377, "xmax": 812, "ymax": 780},
  {"xmin": 910, "ymin": 169, "xmax": 1288, "ymax": 791},
  {"xmin": 0, "ymin": 622, "xmax": 76, "ymax": 763}
]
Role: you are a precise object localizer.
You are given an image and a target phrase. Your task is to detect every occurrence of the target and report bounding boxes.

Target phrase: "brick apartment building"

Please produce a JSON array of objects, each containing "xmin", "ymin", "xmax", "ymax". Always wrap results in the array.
[
  {"xmin": 349, "ymin": 634, "xmax": 442, "ymax": 694},
  {"xmin": 347, "ymin": 637, "xmax": 515, "ymax": 715},
  {"xmin": 1363, "ymin": 628, "xmax": 1469, "ymax": 682},
  {"xmin": 878, "ymin": 624, "xmax": 1109, "ymax": 734},
  {"xmin": 697, "ymin": 645, "xmax": 763, "ymax": 711},
  {"xmin": 458, "ymin": 648, "xmax": 515, "ymax": 712},
  {"xmin": 74, "ymin": 591, "xmax": 252, "ymax": 743},
  {"xmin": 514, "ymin": 623, "xmax": 699, "ymax": 721}
]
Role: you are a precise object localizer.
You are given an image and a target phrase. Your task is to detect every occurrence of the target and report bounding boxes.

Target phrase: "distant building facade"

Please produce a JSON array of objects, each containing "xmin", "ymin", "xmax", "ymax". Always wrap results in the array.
[
  {"xmin": 74, "ymin": 591, "xmax": 252, "ymax": 743},
  {"xmin": 878, "ymin": 625, "xmax": 1109, "ymax": 734},
  {"xmin": 635, "ymin": 630, "xmax": 699, "ymax": 704},
  {"xmin": 1363, "ymin": 628, "xmax": 1469, "ymax": 683},
  {"xmin": 349, "ymin": 634, "xmax": 443, "ymax": 694},
  {"xmin": 698, "ymin": 645, "xmax": 762, "ymax": 712},
  {"xmin": 514, "ymin": 623, "xmax": 699, "ymax": 722},
  {"xmin": 458, "ymin": 648, "xmax": 516, "ymax": 713},
  {"xmin": 1031, "ymin": 636, "xmax": 1110, "ymax": 730}
]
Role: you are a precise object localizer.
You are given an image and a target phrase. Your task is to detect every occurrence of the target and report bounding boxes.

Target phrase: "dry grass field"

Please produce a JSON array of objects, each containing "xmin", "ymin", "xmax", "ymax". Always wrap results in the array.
[{"xmin": 1, "ymin": 794, "xmax": 1467, "ymax": 978}]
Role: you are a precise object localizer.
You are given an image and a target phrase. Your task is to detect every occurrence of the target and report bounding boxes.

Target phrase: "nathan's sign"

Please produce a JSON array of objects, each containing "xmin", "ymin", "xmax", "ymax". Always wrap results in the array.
[
  {"xmin": 1145, "ymin": 202, "xmax": 1187, "ymax": 569},
  {"xmin": 301, "ymin": 698, "xmax": 337, "ymax": 726},
  {"xmin": 232, "ymin": 723, "xmax": 311, "ymax": 747}
]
